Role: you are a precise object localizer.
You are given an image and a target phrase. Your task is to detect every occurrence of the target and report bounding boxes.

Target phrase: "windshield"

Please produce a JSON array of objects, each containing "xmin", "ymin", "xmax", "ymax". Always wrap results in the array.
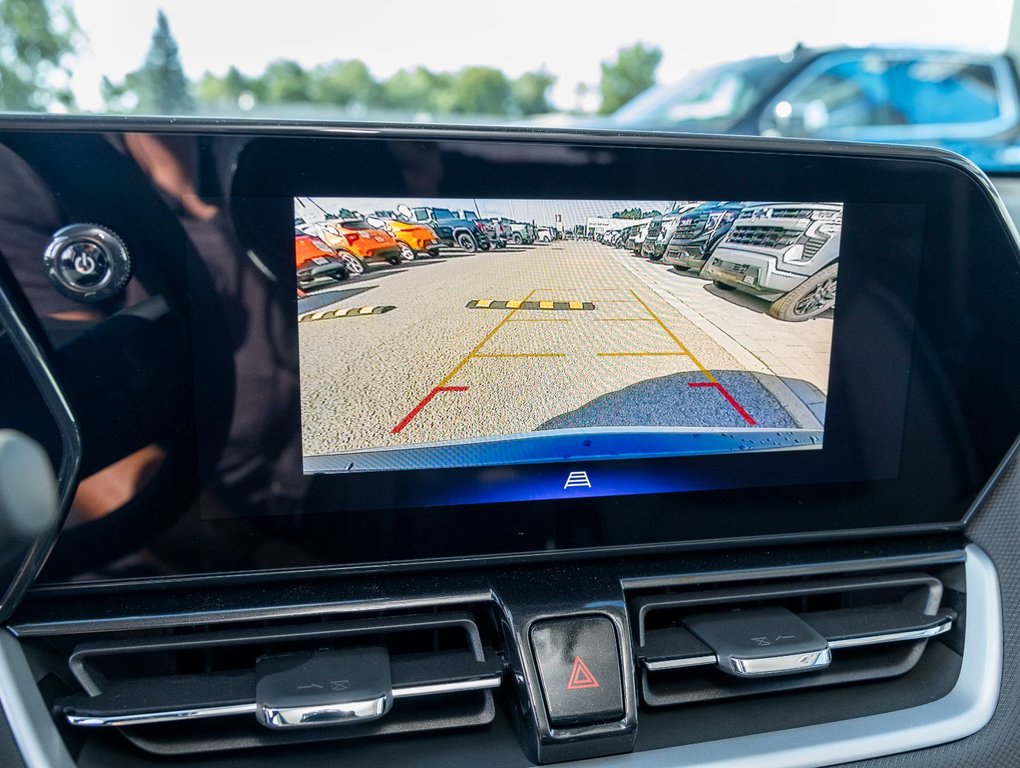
[{"xmin": 610, "ymin": 57, "xmax": 791, "ymax": 128}]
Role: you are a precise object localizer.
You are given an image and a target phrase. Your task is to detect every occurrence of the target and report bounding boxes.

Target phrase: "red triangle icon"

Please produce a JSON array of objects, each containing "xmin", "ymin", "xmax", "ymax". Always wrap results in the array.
[{"xmin": 566, "ymin": 656, "xmax": 600, "ymax": 690}]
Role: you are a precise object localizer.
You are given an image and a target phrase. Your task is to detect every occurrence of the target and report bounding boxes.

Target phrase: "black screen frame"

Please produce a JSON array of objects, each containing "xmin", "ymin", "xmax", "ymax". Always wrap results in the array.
[{"xmin": 0, "ymin": 120, "xmax": 1015, "ymax": 584}]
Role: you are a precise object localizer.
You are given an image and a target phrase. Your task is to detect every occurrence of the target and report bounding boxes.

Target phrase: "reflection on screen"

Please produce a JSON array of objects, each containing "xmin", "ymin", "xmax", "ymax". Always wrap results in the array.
[{"xmin": 294, "ymin": 198, "xmax": 840, "ymax": 473}]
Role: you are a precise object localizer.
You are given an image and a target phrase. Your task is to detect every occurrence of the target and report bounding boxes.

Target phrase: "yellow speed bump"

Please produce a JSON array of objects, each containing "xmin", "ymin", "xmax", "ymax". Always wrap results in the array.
[
  {"xmin": 299, "ymin": 305, "xmax": 396, "ymax": 322},
  {"xmin": 466, "ymin": 299, "xmax": 594, "ymax": 311}
]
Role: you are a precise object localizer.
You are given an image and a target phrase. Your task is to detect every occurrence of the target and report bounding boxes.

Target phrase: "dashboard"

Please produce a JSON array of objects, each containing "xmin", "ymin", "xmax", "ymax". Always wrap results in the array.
[{"xmin": 0, "ymin": 118, "xmax": 1018, "ymax": 767}]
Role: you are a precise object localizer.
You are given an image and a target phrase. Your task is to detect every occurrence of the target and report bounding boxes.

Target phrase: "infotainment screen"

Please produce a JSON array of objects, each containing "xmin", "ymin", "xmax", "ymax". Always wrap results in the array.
[{"xmin": 295, "ymin": 198, "xmax": 840, "ymax": 475}]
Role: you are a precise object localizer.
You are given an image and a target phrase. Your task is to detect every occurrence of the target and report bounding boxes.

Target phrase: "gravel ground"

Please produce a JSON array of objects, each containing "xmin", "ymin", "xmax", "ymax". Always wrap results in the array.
[{"xmin": 298, "ymin": 242, "xmax": 815, "ymax": 458}]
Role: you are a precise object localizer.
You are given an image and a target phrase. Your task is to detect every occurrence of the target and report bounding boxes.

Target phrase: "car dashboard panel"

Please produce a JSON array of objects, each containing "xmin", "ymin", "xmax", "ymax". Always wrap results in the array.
[{"xmin": 0, "ymin": 119, "xmax": 1017, "ymax": 768}]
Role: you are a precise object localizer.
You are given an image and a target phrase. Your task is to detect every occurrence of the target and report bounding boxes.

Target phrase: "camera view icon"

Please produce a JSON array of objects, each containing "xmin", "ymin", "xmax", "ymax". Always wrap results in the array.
[{"xmin": 563, "ymin": 471, "xmax": 592, "ymax": 490}]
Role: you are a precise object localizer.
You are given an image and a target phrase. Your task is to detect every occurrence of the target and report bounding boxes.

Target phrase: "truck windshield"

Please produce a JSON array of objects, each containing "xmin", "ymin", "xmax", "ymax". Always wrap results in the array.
[{"xmin": 610, "ymin": 57, "xmax": 792, "ymax": 128}]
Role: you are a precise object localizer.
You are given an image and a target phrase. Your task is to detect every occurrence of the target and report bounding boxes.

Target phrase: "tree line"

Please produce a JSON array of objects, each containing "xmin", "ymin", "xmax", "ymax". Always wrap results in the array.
[{"xmin": 0, "ymin": 1, "xmax": 663, "ymax": 118}]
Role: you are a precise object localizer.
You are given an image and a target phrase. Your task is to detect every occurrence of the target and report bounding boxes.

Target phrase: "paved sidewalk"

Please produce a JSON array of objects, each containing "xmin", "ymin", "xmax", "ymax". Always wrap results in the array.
[{"xmin": 617, "ymin": 252, "xmax": 833, "ymax": 392}]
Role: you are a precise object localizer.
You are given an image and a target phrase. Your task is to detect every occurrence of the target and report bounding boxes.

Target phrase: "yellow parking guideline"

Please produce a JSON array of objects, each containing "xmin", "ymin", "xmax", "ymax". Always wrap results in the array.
[
  {"xmin": 539, "ymin": 300, "xmax": 554, "ymax": 310},
  {"xmin": 475, "ymin": 353, "xmax": 567, "ymax": 358},
  {"xmin": 596, "ymin": 351, "xmax": 687, "ymax": 357},
  {"xmin": 629, "ymin": 289, "xmax": 717, "ymax": 383},
  {"xmin": 506, "ymin": 299, "xmax": 523, "ymax": 309}
]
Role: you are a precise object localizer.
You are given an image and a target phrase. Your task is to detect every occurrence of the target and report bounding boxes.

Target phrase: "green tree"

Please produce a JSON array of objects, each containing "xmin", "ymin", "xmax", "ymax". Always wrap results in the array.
[
  {"xmin": 449, "ymin": 67, "xmax": 511, "ymax": 115},
  {"xmin": 262, "ymin": 59, "xmax": 312, "ymax": 102},
  {"xmin": 381, "ymin": 67, "xmax": 454, "ymax": 113},
  {"xmin": 0, "ymin": 0, "xmax": 82, "ymax": 111},
  {"xmin": 313, "ymin": 60, "xmax": 380, "ymax": 107},
  {"xmin": 612, "ymin": 207, "xmax": 661, "ymax": 219},
  {"xmin": 598, "ymin": 43, "xmax": 662, "ymax": 115},
  {"xmin": 512, "ymin": 70, "xmax": 555, "ymax": 115},
  {"xmin": 197, "ymin": 66, "xmax": 263, "ymax": 105},
  {"xmin": 104, "ymin": 11, "xmax": 193, "ymax": 113}
]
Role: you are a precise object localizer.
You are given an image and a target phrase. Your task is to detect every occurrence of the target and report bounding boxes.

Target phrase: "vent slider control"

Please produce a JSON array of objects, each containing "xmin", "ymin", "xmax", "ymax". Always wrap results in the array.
[
  {"xmin": 684, "ymin": 607, "xmax": 832, "ymax": 678},
  {"xmin": 255, "ymin": 647, "xmax": 393, "ymax": 729}
]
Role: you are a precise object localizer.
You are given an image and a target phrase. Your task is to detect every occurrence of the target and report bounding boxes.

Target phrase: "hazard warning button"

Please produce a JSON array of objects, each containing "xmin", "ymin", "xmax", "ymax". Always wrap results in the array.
[{"xmin": 530, "ymin": 616, "xmax": 624, "ymax": 726}]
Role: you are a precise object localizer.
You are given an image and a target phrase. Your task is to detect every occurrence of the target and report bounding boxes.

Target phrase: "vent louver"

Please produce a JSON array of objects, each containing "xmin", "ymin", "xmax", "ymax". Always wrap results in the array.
[
  {"xmin": 629, "ymin": 571, "xmax": 957, "ymax": 708},
  {"xmin": 55, "ymin": 607, "xmax": 505, "ymax": 755}
]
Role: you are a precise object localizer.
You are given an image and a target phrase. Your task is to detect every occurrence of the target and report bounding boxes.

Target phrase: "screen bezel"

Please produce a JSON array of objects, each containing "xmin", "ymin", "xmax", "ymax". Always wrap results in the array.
[{"xmin": 9, "ymin": 123, "xmax": 1017, "ymax": 583}]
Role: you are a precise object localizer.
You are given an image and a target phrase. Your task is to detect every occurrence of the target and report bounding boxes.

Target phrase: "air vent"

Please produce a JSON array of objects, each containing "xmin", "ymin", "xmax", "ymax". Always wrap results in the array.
[
  {"xmin": 629, "ymin": 571, "xmax": 958, "ymax": 708},
  {"xmin": 54, "ymin": 606, "xmax": 505, "ymax": 755}
]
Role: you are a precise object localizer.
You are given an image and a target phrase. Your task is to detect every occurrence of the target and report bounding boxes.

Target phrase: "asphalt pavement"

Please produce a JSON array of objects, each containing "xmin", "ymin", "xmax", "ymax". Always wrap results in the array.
[{"xmin": 297, "ymin": 241, "xmax": 829, "ymax": 458}]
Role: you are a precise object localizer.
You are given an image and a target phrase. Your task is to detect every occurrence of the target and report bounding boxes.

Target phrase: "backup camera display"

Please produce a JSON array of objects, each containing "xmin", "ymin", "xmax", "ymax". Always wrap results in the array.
[{"xmin": 295, "ymin": 198, "xmax": 841, "ymax": 473}]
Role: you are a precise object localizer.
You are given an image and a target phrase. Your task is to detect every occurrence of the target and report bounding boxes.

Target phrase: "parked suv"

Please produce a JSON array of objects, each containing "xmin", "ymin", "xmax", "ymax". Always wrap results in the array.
[
  {"xmin": 641, "ymin": 205, "xmax": 699, "ymax": 260},
  {"xmin": 626, "ymin": 220, "xmax": 652, "ymax": 254},
  {"xmin": 497, "ymin": 217, "xmax": 536, "ymax": 244},
  {"xmin": 295, "ymin": 230, "xmax": 351, "ymax": 288},
  {"xmin": 454, "ymin": 210, "xmax": 505, "ymax": 249},
  {"xmin": 401, "ymin": 205, "xmax": 491, "ymax": 252},
  {"xmin": 663, "ymin": 201, "xmax": 746, "ymax": 272},
  {"xmin": 701, "ymin": 203, "xmax": 841, "ymax": 321}
]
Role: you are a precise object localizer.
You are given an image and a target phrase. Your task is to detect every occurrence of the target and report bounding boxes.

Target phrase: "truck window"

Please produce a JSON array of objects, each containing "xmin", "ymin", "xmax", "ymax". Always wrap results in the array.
[{"xmin": 778, "ymin": 54, "xmax": 1002, "ymax": 134}]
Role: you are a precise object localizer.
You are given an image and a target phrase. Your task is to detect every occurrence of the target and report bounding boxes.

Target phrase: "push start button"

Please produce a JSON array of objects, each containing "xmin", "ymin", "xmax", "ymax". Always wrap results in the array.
[
  {"xmin": 530, "ymin": 616, "xmax": 624, "ymax": 727},
  {"xmin": 43, "ymin": 223, "xmax": 131, "ymax": 303}
]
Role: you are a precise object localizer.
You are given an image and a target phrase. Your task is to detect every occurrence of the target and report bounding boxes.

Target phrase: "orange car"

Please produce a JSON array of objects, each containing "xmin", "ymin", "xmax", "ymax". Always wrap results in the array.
[
  {"xmin": 317, "ymin": 219, "xmax": 404, "ymax": 268},
  {"xmin": 368, "ymin": 217, "xmax": 442, "ymax": 260},
  {"xmin": 295, "ymin": 230, "xmax": 351, "ymax": 288}
]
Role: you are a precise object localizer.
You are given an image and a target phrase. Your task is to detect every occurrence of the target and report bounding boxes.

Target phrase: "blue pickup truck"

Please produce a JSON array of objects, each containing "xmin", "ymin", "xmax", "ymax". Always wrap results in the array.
[{"xmin": 544, "ymin": 47, "xmax": 1020, "ymax": 167}]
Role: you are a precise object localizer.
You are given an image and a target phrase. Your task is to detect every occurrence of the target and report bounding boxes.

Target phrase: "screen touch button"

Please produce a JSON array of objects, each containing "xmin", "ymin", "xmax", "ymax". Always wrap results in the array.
[{"xmin": 530, "ymin": 616, "xmax": 624, "ymax": 727}]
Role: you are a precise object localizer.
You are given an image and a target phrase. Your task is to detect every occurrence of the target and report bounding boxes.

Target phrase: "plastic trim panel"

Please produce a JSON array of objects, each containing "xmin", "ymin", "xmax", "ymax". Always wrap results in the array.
[
  {"xmin": 585, "ymin": 543, "xmax": 1000, "ymax": 768},
  {"xmin": 0, "ymin": 630, "xmax": 74, "ymax": 768}
]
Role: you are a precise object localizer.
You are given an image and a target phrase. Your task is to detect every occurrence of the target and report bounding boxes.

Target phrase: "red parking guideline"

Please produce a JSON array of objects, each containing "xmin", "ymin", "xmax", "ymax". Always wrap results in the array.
[
  {"xmin": 392, "ymin": 386, "xmax": 469, "ymax": 434},
  {"xmin": 688, "ymin": 381, "xmax": 757, "ymax": 426}
]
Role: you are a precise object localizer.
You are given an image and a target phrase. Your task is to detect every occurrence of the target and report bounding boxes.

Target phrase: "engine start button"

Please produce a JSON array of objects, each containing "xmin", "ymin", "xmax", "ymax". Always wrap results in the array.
[{"xmin": 43, "ymin": 224, "xmax": 131, "ymax": 303}]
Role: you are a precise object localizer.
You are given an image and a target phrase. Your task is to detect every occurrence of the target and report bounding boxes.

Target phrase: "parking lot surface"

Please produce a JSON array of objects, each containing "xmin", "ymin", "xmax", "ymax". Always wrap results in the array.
[{"xmin": 297, "ymin": 241, "xmax": 833, "ymax": 458}]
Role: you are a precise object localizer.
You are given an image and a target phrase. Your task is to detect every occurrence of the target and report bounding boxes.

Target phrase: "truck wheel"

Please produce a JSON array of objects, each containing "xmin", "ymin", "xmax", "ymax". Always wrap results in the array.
[
  {"xmin": 398, "ymin": 243, "xmax": 415, "ymax": 261},
  {"xmin": 456, "ymin": 232, "xmax": 478, "ymax": 252},
  {"xmin": 767, "ymin": 262, "xmax": 837, "ymax": 322},
  {"xmin": 512, "ymin": 233, "xmax": 523, "ymax": 244}
]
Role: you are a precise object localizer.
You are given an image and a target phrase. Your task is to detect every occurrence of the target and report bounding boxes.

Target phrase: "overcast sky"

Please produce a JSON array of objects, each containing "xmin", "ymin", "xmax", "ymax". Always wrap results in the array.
[
  {"xmin": 69, "ymin": 0, "xmax": 1014, "ymax": 112},
  {"xmin": 301, "ymin": 198, "xmax": 678, "ymax": 228}
]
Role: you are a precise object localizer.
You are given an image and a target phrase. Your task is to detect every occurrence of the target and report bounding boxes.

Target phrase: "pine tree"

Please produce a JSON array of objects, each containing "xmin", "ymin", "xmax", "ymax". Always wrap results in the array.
[{"xmin": 109, "ymin": 11, "xmax": 194, "ymax": 114}]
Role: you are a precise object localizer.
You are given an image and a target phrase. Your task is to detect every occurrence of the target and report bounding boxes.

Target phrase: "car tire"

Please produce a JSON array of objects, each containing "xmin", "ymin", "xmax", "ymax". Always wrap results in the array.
[
  {"xmin": 767, "ymin": 262, "xmax": 837, "ymax": 322},
  {"xmin": 512, "ymin": 233, "xmax": 523, "ymax": 244},
  {"xmin": 339, "ymin": 252, "xmax": 365, "ymax": 276},
  {"xmin": 712, "ymin": 279, "xmax": 737, "ymax": 291},
  {"xmin": 398, "ymin": 243, "xmax": 415, "ymax": 262},
  {"xmin": 456, "ymin": 232, "xmax": 478, "ymax": 252}
]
